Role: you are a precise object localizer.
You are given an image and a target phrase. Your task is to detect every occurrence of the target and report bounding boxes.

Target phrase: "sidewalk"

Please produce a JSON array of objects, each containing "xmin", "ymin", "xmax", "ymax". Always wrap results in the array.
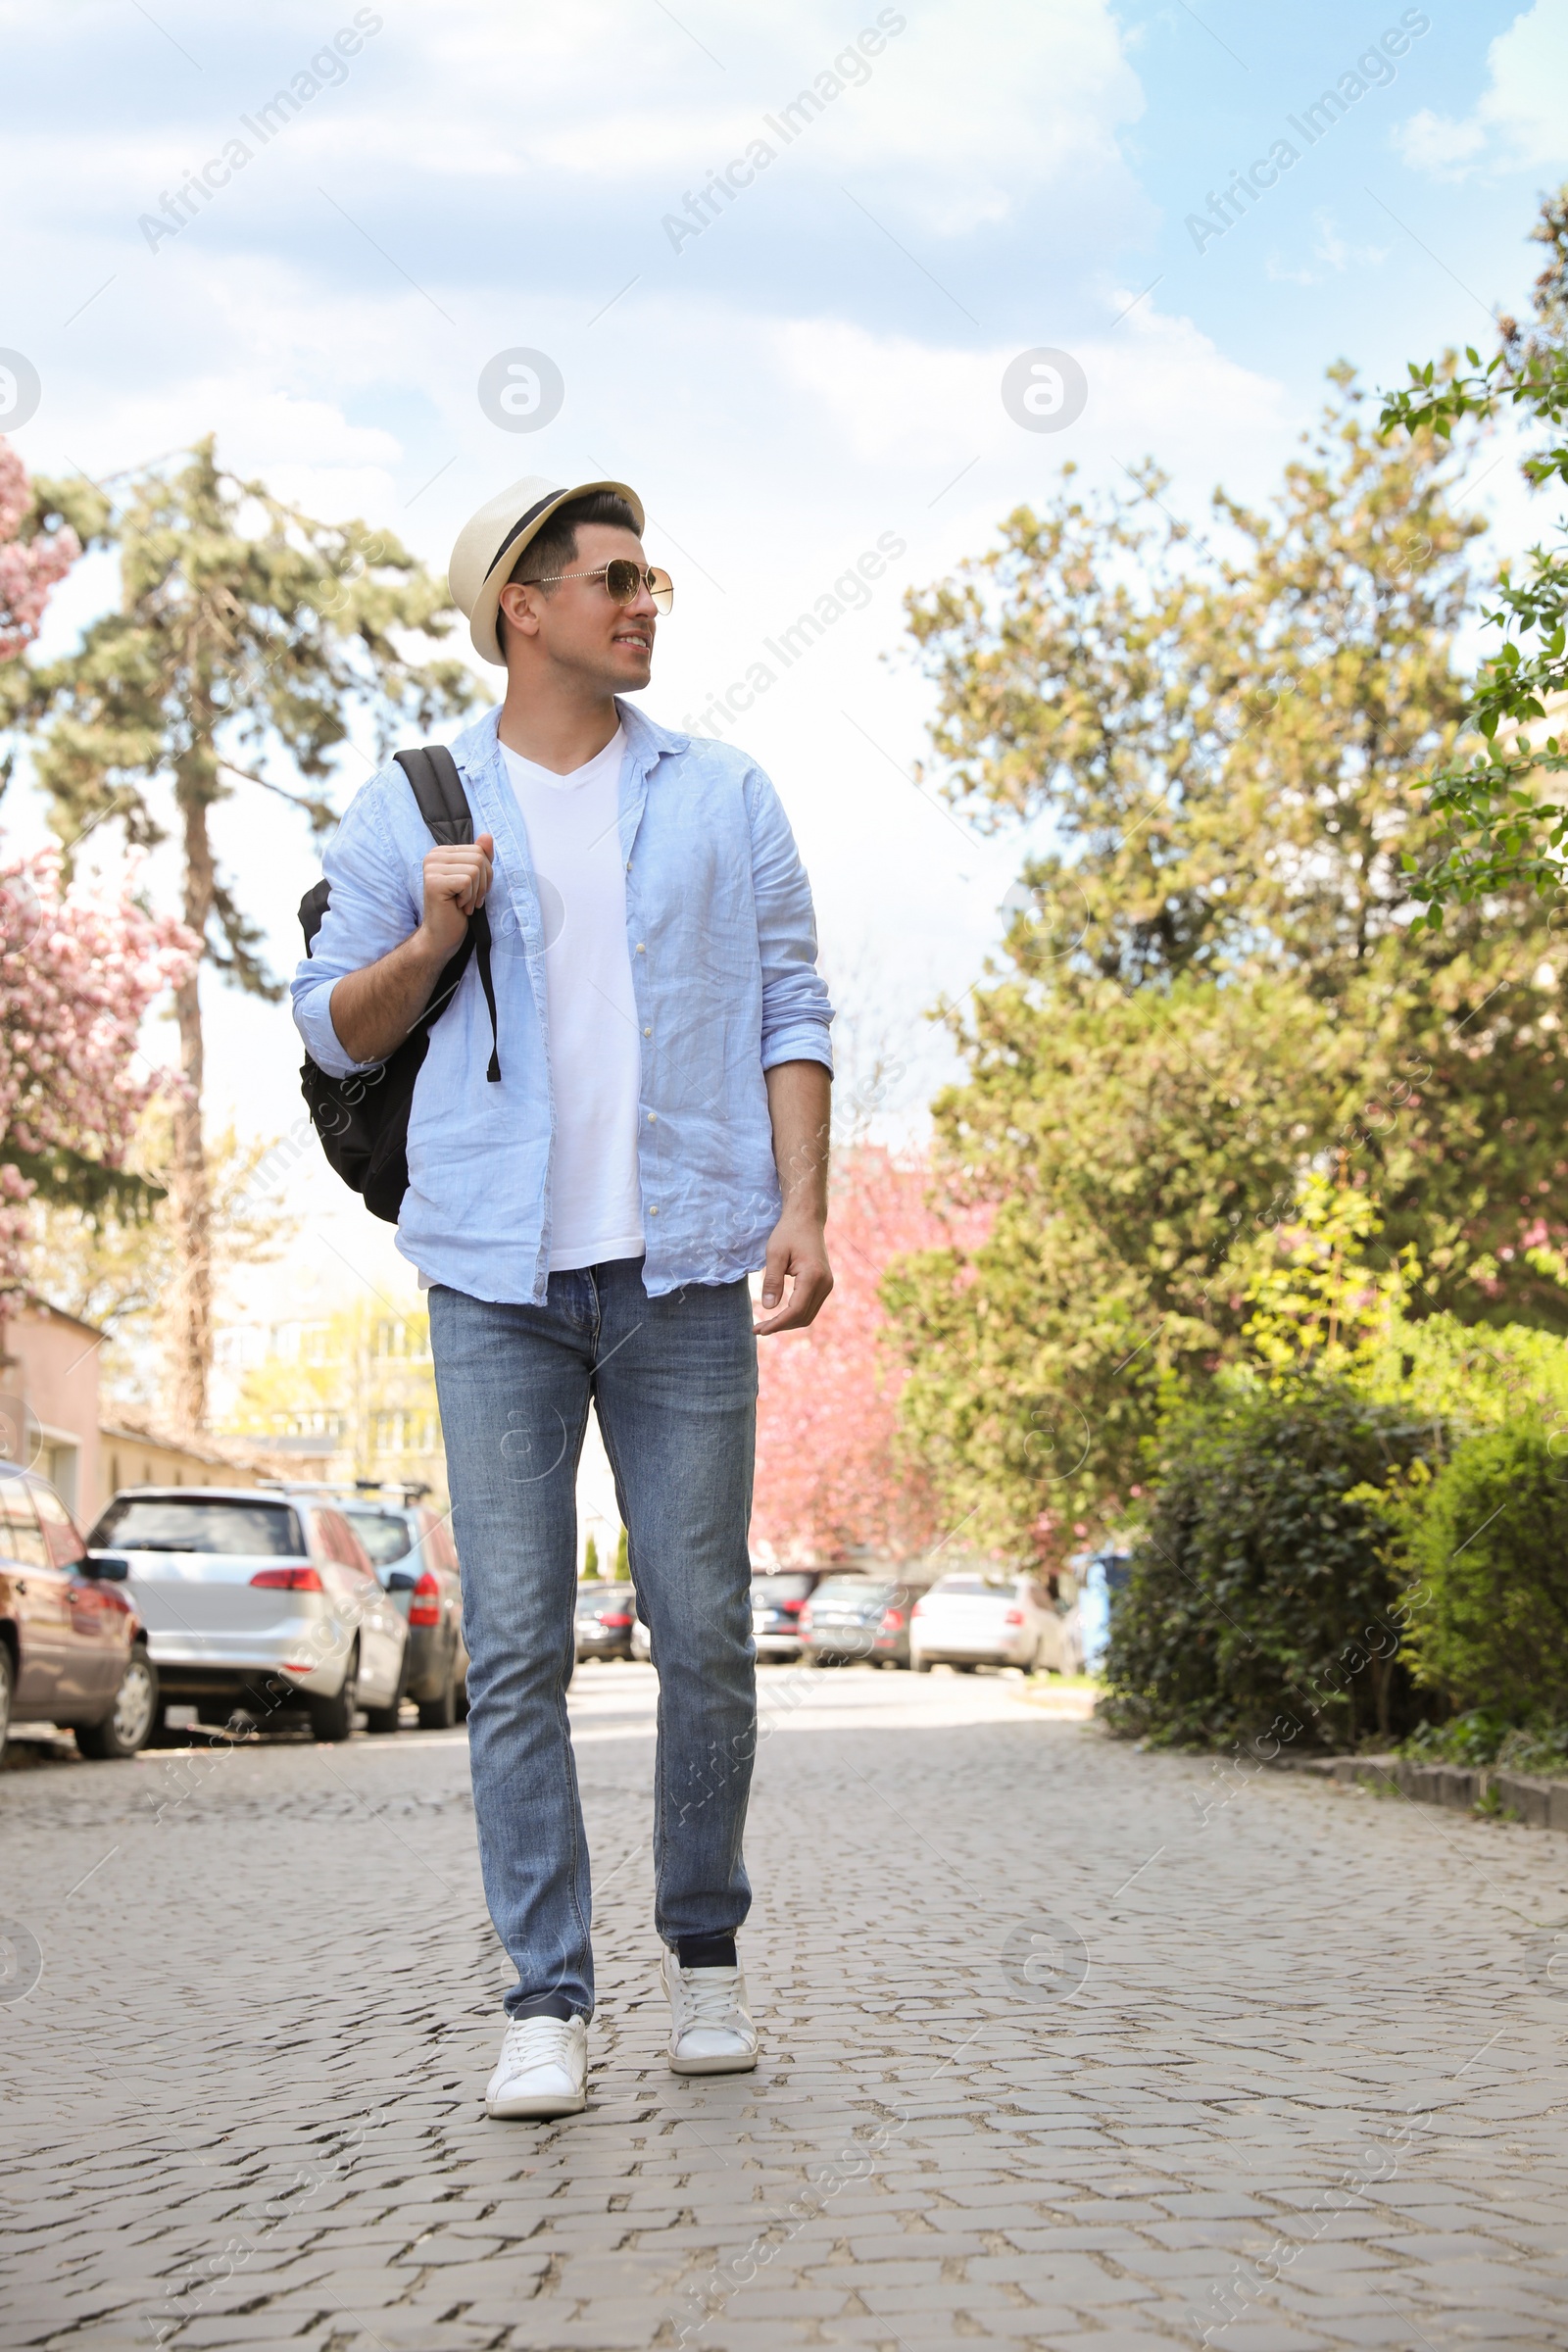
[{"xmin": 4, "ymin": 1663, "xmax": 1566, "ymax": 2350}]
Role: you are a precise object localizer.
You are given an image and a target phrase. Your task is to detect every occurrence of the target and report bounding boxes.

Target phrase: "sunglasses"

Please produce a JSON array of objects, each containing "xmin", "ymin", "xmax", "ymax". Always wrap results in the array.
[{"xmin": 530, "ymin": 560, "xmax": 674, "ymax": 614}]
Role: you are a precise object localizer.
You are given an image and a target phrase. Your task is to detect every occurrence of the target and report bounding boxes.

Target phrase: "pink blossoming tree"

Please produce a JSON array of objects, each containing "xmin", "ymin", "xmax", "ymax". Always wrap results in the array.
[
  {"xmin": 751, "ymin": 1148, "xmax": 988, "ymax": 1565},
  {"xmin": 0, "ymin": 435, "xmax": 79, "ymax": 661},
  {"xmin": 0, "ymin": 439, "xmax": 197, "ymax": 1288}
]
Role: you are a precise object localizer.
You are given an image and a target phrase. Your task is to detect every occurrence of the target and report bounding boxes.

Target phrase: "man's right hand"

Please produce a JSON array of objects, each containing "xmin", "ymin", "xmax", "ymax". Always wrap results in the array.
[
  {"xmin": 329, "ymin": 831, "xmax": 497, "ymax": 1066},
  {"xmin": 418, "ymin": 833, "xmax": 495, "ymax": 959}
]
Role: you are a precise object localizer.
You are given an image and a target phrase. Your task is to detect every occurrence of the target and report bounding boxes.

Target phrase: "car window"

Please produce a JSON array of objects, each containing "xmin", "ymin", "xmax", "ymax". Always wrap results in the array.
[
  {"xmin": 0, "ymin": 1475, "xmax": 48, "ymax": 1569},
  {"xmin": 90, "ymin": 1496, "xmax": 305, "ymax": 1556},
  {"xmin": 342, "ymin": 1510, "xmax": 413, "ymax": 1567},
  {"xmin": 812, "ymin": 1577, "xmax": 889, "ymax": 1603},
  {"xmin": 751, "ymin": 1574, "xmax": 813, "ymax": 1600},
  {"xmin": 577, "ymin": 1583, "xmax": 634, "ymax": 1613},
  {"xmin": 931, "ymin": 1576, "xmax": 1006, "ymax": 1595},
  {"xmin": 316, "ymin": 1509, "xmax": 376, "ymax": 1579},
  {"xmin": 31, "ymin": 1482, "xmax": 86, "ymax": 1568}
]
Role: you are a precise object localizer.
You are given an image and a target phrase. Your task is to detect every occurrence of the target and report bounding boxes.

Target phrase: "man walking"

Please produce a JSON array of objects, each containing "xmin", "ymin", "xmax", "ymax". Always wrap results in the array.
[{"xmin": 292, "ymin": 475, "xmax": 834, "ymax": 2118}]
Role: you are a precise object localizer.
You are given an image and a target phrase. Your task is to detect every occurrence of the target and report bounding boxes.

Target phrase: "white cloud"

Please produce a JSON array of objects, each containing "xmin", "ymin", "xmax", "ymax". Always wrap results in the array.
[
  {"xmin": 1264, "ymin": 212, "xmax": 1392, "ymax": 286},
  {"xmin": 1393, "ymin": 0, "xmax": 1568, "ymax": 179}
]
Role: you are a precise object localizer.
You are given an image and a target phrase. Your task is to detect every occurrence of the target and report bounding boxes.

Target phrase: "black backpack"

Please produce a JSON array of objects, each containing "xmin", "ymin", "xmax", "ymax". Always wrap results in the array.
[{"xmin": 298, "ymin": 744, "xmax": 501, "ymax": 1224}]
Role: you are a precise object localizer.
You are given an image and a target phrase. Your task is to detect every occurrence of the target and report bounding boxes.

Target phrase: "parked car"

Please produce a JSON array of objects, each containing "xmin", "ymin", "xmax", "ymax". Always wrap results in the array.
[
  {"xmin": 751, "ymin": 1570, "xmax": 836, "ymax": 1660},
  {"xmin": 910, "ymin": 1568, "xmax": 1079, "ymax": 1675},
  {"xmin": 1073, "ymin": 1548, "xmax": 1132, "ymax": 1676},
  {"xmin": 85, "ymin": 1487, "xmax": 408, "ymax": 1742},
  {"xmin": 332, "ymin": 1488, "xmax": 468, "ymax": 1729},
  {"xmin": 799, "ymin": 1572, "xmax": 936, "ymax": 1669},
  {"xmin": 575, "ymin": 1581, "xmax": 638, "ymax": 1662},
  {"xmin": 1, "ymin": 1464, "xmax": 159, "ymax": 1760}
]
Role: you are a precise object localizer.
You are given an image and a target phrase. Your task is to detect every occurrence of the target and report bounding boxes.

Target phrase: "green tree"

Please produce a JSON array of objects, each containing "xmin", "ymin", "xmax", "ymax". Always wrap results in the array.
[
  {"xmin": 1378, "ymin": 185, "xmax": 1568, "ymax": 917},
  {"xmin": 1101, "ymin": 1381, "xmax": 1434, "ymax": 1750},
  {"xmin": 24, "ymin": 440, "xmax": 475, "ymax": 1431},
  {"xmin": 24, "ymin": 1110, "xmax": 293, "ymax": 1419},
  {"xmin": 885, "ymin": 374, "xmax": 1567, "ymax": 1554},
  {"xmin": 1398, "ymin": 1424, "xmax": 1568, "ymax": 1720}
]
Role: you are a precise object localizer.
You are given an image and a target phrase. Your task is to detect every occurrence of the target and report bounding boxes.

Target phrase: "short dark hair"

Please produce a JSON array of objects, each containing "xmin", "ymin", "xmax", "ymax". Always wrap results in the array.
[{"xmin": 495, "ymin": 490, "xmax": 641, "ymax": 651}]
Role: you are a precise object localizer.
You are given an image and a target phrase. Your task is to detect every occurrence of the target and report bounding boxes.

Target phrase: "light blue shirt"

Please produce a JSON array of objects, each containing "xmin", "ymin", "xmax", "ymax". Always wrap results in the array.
[{"xmin": 290, "ymin": 702, "xmax": 834, "ymax": 1304}]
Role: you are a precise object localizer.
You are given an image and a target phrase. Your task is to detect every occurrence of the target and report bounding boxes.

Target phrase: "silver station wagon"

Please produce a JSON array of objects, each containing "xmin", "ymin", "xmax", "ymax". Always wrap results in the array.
[{"xmin": 86, "ymin": 1486, "xmax": 409, "ymax": 1741}]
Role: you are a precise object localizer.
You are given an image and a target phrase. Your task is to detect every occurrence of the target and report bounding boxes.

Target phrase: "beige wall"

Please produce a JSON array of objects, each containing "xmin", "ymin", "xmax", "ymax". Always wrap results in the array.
[
  {"xmin": 0, "ymin": 1295, "xmax": 104, "ymax": 1520},
  {"xmin": 98, "ymin": 1424, "xmax": 261, "ymax": 1513}
]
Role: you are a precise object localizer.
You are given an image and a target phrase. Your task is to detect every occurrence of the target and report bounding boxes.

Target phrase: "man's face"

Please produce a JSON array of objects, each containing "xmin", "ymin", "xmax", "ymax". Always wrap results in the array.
[{"xmin": 501, "ymin": 523, "xmax": 658, "ymax": 691}]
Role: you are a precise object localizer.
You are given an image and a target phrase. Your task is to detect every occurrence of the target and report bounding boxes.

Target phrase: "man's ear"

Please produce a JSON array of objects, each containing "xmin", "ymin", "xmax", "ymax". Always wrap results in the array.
[{"xmin": 498, "ymin": 581, "xmax": 539, "ymax": 641}]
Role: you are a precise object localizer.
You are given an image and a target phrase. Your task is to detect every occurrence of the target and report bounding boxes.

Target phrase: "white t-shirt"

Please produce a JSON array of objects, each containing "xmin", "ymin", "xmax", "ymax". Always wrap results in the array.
[{"xmin": 500, "ymin": 727, "xmax": 645, "ymax": 1272}]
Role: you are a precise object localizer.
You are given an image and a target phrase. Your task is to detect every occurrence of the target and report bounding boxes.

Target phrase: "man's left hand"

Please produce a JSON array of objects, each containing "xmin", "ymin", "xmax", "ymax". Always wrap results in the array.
[{"xmin": 755, "ymin": 1209, "xmax": 834, "ymax": 1335}]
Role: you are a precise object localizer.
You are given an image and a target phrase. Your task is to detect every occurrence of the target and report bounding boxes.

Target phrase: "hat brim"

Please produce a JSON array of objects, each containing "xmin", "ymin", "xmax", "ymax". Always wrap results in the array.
[{"xmin": 465, "ymin": 479, "xmax": 645, "ymax": 665}]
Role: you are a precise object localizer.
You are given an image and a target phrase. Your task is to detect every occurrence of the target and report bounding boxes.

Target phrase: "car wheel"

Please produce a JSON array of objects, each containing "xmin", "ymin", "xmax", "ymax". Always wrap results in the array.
[
  {"xmin": 0, "ymin": 1642, "xmax": 13, "ymax": 1761},
  {"xmin": 308, "ymin": 1644, "xmax": 359, "ymax": 1743},
  {"xmin": 363, "ymin": 1690, "xmax": 402, "ymax": 1735},
  {"xmin": 76, "ymin": 1645, "xmax": 159, "ymax": 1760},
  {"xmin": 954, "ymin": 1662, "xmax": 977, "ymax": 1674},
  {"xmin": 416, "ymin": 1665, "xmax": 459, "ymax": 1732},
  {"xmin": 912, "ymin": 1654, "xmax": 932, "ymax": 1674}
]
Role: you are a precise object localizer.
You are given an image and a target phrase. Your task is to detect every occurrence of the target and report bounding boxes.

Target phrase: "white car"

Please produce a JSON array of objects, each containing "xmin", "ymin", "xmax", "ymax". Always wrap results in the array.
[
  {"xmin": 910, "ymin": 1568, "xmax": 1082, "ymax": 1675},
  {"xmin": 86, "ymin": 1487, "xmax": 409, "ymax": 1740}
]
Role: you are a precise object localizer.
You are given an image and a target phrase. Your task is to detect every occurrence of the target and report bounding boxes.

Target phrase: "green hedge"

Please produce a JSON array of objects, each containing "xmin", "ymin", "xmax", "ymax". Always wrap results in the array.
[
  {"xmin": 1400, "ymin": 1424, "xmax": 1568, "ymax": 1721},
  {"xmin": 1102, "ymin": 1381, "xmax": 1435, "ymax": 1750}
]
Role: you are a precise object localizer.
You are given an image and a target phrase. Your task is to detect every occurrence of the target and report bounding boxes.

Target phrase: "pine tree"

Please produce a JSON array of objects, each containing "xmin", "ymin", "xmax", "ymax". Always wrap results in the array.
[{"xmin": 26, "ymin": 440, "xmax": 476, "ymax": 1432}]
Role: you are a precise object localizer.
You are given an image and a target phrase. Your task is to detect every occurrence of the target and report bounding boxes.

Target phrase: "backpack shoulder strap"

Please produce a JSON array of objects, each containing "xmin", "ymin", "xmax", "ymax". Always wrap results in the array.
[
  {"xmin": 392, "ymin": 743, "xmax": 501, "ymax": 1085},
  {"xmin": 393, "ymin": 743, "xmax": 472, "ymax": 847}
]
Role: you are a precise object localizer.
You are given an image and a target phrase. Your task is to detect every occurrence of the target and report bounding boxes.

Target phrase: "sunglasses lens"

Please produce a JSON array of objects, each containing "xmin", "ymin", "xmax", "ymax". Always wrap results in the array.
[
  {"xmin": 649, "ymin": 567, "xmax": 674, "ymax": 614},
  {"xmin": 604, "ymin": 559, "xmax": 640, "ymax": 605}
]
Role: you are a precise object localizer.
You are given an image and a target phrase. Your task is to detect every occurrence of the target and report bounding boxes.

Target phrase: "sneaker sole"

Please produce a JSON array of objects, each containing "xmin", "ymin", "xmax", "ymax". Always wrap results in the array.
[
  {"xmin": 485, "ymin": 2088, "xmax": 587, "ymax": 2118},
  {"xmin": 666, "ymin": 2047, "xmax": 759, "ymax": 2077}
]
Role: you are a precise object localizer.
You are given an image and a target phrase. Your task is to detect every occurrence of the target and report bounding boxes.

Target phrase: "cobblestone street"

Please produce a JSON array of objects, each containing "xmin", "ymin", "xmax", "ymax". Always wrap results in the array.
[{"xmin": 4, "ymin": 1664, "xmax": 1568, "ymax": 2352}]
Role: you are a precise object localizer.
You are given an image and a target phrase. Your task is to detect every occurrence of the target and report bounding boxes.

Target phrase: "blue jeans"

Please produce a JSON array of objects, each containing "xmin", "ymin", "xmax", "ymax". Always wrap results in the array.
[{"xmin": 429, "ymin": 1263, "xmax": 758, "ymax": 2020}]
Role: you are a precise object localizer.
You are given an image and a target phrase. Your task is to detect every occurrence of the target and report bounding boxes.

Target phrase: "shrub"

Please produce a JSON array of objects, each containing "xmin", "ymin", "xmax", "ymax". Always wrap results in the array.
[
  {"xmin": 1102, "ymin": 1380, "xmax": 1436, "ymax": 1750},
  {"xmin": 1399, "ymin": 1425, "xmax": 1568, "ymax": 1721}
]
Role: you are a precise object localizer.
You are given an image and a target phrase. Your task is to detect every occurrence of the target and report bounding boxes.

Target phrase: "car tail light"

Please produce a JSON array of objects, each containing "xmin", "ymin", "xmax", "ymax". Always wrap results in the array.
[
  {"xmin": 911, "ymin": 1599, "xmax": 925, "ymax": 1616},
  {"xmin": 599, "ymin": 1612, "xmax": 633, "ymax": 1629},
  {"xmin": 1004, "ymin": 1607, "xmax": 1025, "ymax": 1626},
  {"xmin": 409, "ymin": 1570, "xmax": 441, "ymax": 1627},
  {"xmin": 251, "ymin": 1567, "xmax": 323, "ymax": 1592},
  {"xmin": 881, "ymin": 1609, "xmax": 905, "ymax": 1630},
  {"xmin": 780, "ymin": 1596, "xmax": 805, "ymax": 1615}
]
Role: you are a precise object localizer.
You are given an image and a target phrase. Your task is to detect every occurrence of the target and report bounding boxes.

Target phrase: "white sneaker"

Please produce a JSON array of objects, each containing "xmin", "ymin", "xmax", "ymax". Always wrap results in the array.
[
  {"xmin": 662, "ymin": 1950, "xmax": 760, "ymax": 2076},
  {"xmin": 484, "ymin": 2013, "xmax": 588, "ymax": 2119}
]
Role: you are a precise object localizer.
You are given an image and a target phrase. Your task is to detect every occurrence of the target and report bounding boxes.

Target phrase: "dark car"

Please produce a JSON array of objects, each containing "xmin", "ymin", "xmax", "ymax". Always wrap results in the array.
[
  {"xmin": 575, "ymin": 1582, "xmax": 637, "ymax": 1663},
  {"xmin": 750, "ymin": 1570, "xmax": 839, "ymax": 1661},
  {"xmin": 335, "ymin": 1490, "xmax": 468, "ymax": 1729},
  {"xmin": 799, "ymin": 1571, "xmax": 936, "ymax": 1669},
  {"xmin": 2, "ymin": 1464, "xmax": 158, "ymax": 1760}
]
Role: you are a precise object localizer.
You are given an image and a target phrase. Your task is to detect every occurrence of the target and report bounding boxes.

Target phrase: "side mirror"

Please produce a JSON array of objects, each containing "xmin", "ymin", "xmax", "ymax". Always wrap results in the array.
[
  {"xmin": 384, "ymin": 1569, "xmax": 416, "ymax": 1592},
  {"xmin": 84, "ymin": 1553, "xmax": 130, "ymax": 1582}
]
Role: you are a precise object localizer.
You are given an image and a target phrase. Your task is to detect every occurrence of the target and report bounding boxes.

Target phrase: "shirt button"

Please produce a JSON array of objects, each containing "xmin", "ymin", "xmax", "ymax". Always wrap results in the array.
[
  {"xmin": 649, "ymin": 1205, "xmax": 659, "ymax": 1216},
  {"xmin": 642, "ymin": 1025, "xmax": 651, "ymax": 1037},
  {"xmin": 635, "ymin": 942, "xmax": 646, "ymax": 954},
  {"xmin": 647, "ymin": 1110, "xmax": 658, "ymax": 1123}
]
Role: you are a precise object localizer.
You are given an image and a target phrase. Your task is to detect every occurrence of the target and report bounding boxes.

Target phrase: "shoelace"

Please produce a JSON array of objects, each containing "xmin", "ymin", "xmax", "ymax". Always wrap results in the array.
[
  {"xmin": 677, "ymin": 1967, "xmax": 742, "ymax": 2028},
  {"xmin": 500, "ymin": 2015, "xmax": 578, "ymax": 2074}
]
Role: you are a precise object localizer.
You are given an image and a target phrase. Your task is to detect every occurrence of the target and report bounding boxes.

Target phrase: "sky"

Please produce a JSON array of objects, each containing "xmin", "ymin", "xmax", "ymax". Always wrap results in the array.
[{"xmin": 6, "ymin": 0, "xmax": 1568, "ymax": 1350}]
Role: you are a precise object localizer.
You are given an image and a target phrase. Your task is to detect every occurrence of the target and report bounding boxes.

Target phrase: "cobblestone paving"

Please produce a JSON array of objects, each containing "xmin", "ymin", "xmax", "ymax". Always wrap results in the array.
[{"xmin": 4, "ymin": 1663, "xmax": 1568, "ymax": 2352}]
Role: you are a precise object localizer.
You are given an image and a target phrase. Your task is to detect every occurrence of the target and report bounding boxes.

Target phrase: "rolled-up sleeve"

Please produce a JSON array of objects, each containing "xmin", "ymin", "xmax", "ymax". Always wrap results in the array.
[
  {"xmin": 746, "ymin": 767, "xmax": 834, "ymax": 1074},
  {"xmin": 290, "ymin": 776, "xmax": 421, "ymax": 1080}
]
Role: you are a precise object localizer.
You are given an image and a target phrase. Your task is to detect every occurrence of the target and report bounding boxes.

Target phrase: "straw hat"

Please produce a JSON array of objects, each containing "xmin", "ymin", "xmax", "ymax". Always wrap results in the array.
[{"xmin": 448, "ymin": 473, "xmax": 645, "ymax": 665}]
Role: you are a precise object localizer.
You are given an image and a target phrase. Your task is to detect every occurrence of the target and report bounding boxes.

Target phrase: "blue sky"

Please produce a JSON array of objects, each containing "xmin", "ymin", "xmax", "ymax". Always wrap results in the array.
[{"xmin": 5, "ymin": 0, "xmax": 1567, "ymax": 1325}]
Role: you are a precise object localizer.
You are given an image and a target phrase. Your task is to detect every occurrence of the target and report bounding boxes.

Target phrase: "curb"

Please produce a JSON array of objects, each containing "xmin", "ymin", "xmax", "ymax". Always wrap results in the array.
[{"xmin": 1272, "ymin": 1750, "xmax": 1568, "ymax": 1832}]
